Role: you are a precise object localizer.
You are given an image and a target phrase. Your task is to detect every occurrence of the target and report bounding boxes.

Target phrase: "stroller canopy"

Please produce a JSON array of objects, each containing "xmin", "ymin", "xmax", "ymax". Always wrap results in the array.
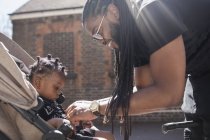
[{"xmin": 0, "ymin": 40, "xmax": 38, "ymax": 110}]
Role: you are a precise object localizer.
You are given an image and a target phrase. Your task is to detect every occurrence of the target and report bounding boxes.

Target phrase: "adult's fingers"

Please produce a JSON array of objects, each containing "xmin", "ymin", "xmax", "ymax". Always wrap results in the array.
[
  {"xmin": 65, "ymin": 100, "xmax": 89, "ymax": 113},
  {"xmin": 65, "ymin": 102, "xmax": 77, "ymax": 113},
  {"xmin": 66, "ymin": 107, "xmax": 77, "ymax": 120}
]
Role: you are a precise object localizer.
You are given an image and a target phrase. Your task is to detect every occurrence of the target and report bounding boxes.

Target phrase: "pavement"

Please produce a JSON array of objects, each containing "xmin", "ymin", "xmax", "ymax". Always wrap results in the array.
[{"xmin": 97, "ymin": 122, "xmax": 184, "ymax": 140}]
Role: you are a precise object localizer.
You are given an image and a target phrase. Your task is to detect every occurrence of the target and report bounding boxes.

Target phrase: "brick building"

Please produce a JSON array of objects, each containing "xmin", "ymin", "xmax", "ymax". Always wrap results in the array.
[{"xmin": 10, "ymin": 0, "xmax": 183, "ymax": 122}]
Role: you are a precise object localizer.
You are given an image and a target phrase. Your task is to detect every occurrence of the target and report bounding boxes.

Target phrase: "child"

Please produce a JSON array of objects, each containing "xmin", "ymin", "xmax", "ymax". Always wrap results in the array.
[{"xmin": 28, "ymin": 54, "xmax": 115, "ymax": 140}]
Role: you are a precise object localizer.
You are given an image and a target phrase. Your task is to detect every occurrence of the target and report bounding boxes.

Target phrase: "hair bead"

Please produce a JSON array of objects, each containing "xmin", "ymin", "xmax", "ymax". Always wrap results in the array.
[
  {"xmin": 47, "ymin": 54, "xmax": 52, "ymax": 60},
  {"xmin": 61, "ymin": 66, "xmax": 65, "ymax": 72},
  {"xmin": 55, "ymin": 58, "xmax": 60, "ymax": 66},
  {"xmin": 36, "ymin": 56, "xmax": 40, "ymax": 63}
]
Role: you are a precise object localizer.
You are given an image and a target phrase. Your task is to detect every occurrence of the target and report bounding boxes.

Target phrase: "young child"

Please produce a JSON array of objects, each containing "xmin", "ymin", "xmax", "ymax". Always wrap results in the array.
[{"xmin": 28, "ymin": 54, "xmax": 115, "ymax": 140}]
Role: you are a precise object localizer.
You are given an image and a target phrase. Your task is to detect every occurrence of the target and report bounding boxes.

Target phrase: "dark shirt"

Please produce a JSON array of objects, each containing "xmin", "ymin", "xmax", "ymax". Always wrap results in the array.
[
  {"xmin": 132, "ymin": 0, "xmax": 210, "ymax": 115},
  {"xmin": 134, "ymin": 0, "xmax": 210, "ymax": 75},
  {"xmin": 38, "ymin": 96, "xmax": 95, "ymax": 137},
  {"xmin": 38, "ymin": 97, "xmax": 66, "ymax": 121}
]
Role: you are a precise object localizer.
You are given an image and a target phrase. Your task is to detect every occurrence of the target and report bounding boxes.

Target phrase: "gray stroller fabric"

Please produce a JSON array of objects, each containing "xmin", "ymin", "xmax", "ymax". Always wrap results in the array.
[
  {"xmin": 0, "ymin": 101, "xmax": 43, "ymax": 140},
  {"xmin": 0, "ymin": 42, "xmax": 38, "ymax": 110},
  {"xmin": 0, "ymin": 34, "xmax": 71, "ymax": 140},
  {"xmin": 0, "ymin": 36, "xmax": 44, "ymax": 140},
  {"xmin": 0, "ymin": 33, "xmax": 34, "ymax": 66}
]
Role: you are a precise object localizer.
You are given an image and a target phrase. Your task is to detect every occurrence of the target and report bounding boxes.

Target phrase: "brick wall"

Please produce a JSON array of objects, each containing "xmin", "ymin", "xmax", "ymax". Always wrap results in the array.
[{"xmin": 12, "ymin": 13, "xmax": 183, "ymax": 122}]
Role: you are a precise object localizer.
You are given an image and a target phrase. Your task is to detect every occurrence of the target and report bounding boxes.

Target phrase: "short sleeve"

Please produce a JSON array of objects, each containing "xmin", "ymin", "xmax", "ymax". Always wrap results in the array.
[{"xmin": 137, "ymin": 0, "xmax": 187, "ymax": 54}]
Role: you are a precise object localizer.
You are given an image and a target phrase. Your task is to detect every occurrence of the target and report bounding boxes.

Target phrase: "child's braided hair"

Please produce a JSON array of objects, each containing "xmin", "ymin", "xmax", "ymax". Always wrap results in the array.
[{"xmin": 28, "ymin": 54, "xmax": 67, "ymax": 81}]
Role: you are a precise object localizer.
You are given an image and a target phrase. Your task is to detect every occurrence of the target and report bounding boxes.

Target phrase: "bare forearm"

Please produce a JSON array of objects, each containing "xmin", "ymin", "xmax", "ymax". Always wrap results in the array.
[
  {"xmin": 129, "ymin": 85, "xmax": 183, "ymax": 115},
  {"xmin": 97, "ymin": 85, "xmax": 183, "ymax": 116}
]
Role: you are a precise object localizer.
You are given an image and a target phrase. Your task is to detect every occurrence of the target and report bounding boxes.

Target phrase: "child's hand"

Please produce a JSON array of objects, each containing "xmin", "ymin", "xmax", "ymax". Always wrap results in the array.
[{"xmin": 47, "ymin": 118, "xmax": 70, "ymax": 128}]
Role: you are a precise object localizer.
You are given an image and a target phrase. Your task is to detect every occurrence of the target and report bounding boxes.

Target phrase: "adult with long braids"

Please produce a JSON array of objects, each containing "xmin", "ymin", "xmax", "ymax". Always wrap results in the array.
[{"xmin": 66, "ymin": 0, "xmax": 210, "ymax": 140}]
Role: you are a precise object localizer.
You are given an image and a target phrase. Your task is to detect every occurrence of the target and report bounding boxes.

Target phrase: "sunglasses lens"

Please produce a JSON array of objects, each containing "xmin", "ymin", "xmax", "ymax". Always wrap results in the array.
[{"xmin": 93, "ymin": 34, "xmax": 103, "ymax": 40}]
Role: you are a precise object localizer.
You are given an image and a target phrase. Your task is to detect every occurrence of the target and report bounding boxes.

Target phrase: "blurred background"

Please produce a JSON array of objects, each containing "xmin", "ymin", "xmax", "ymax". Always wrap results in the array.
[{"xmin": 0, "ymin": 0, "xmax": 29, "ymax": 38}]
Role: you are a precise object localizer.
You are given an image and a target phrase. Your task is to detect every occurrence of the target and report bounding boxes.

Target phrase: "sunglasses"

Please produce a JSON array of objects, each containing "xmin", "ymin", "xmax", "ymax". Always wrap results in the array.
[{"xmin": 92, "ymin": 15, "xmax": 112, "ymax": 46}]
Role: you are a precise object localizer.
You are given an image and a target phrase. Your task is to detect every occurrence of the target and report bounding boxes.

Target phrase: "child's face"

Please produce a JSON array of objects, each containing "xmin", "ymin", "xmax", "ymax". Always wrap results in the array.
[{"xmin": 37, "ymin": 72, "xmax": 65, "ymax": 100}]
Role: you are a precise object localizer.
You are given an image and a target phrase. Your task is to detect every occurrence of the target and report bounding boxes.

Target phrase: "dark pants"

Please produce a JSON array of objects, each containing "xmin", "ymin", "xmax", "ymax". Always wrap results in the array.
[
  {"xmin": 184, "ymin": 72, "xmax": 210, "ymax": 140},
  {"xmin": 0, "ymin": 131, "xmax": 10, "ymax": 140},
  {"xmin": 184, "ymin": 113, "xmax": 210, "ymax": 140}
]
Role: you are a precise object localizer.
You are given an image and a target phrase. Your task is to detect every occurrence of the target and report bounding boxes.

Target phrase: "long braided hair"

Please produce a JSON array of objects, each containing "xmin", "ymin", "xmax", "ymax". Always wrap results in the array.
[
  {"xmin": 28, "ymin": 54, "xmax": 67, "ymax": 82},
  {"xmin": 83, "ymin": 0, "xmax": 145, "ymax": 140}
]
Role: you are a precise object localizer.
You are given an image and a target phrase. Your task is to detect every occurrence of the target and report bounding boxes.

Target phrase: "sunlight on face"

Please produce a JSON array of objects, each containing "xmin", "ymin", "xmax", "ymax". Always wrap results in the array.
[{"xmin": 38, "ymin": 72, "xmax": 65, "ymax": 100}]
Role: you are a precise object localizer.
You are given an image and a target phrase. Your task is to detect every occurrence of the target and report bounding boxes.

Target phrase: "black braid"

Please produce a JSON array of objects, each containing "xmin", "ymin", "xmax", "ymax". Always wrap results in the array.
[
  {"xmin": 28, "ymin": 54, "xmax": 67, "ymax": 82},
  {"xmin": 82, "ymin": 0, "xmax": 112, "ymax": 25},
  {"xmin": 82, "ymin": 1, "xmax": 145, "ymax": 140}
]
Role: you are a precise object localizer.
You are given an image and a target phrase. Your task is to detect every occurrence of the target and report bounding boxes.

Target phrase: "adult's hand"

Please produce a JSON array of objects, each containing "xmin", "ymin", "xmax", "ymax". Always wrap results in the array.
[
  {"xmin": 65, "ymin": 100, "xmax": 97, "ymax": 123},
  {"xmin": 47, "ymin": 118, "xmax": 70, "ymax": 129}
]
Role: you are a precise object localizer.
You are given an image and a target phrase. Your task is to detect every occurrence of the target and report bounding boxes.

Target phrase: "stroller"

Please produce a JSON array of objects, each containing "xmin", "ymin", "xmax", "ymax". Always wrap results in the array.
[{"xmin": 0, "ymin": 33, "xmax": 92, "ymax": 140}]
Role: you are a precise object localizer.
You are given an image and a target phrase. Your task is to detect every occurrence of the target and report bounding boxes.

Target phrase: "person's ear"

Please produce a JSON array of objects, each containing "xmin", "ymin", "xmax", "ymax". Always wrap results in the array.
[
  {"xmin": 106, "ymin": 3, "xmax": 119, "ymax": 24},
  {"xmin": 34, "ymin": 76, "xmax": 42, "ymax": 90}
]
